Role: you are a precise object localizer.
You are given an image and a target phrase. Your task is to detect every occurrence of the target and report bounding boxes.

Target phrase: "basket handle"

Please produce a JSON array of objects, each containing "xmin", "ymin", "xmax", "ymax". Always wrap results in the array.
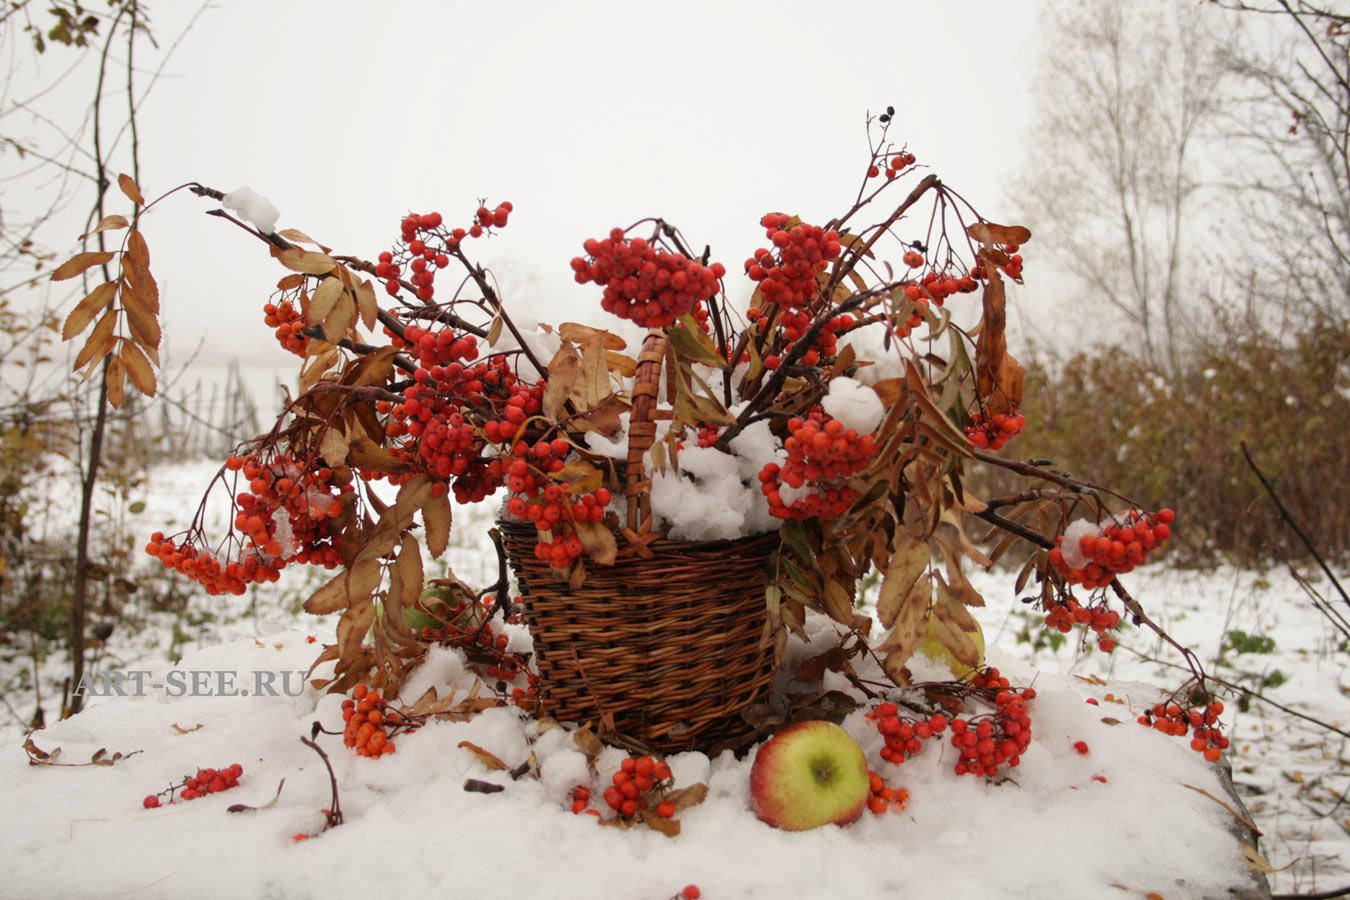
[{"xmin": 625, "ymin": 330, "xmax": 668, "ymax": 530}]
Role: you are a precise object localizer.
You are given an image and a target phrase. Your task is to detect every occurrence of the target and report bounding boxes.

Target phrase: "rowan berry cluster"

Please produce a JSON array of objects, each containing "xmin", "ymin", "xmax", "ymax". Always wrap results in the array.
[
  {"xmin": 376, "ymin": 203, "xmax": 511, "ymax": 300},
  {"xmin": 869, "ymin": 668, "xmax": 1036, "ymax": 779},
  {"xmin": 866, "ymin": 150, "xmax": 917, "ymax": 180},
  {"xmin": 1041, "ymin": 593, "xmax": 1121, "ymax": 652},
  {"xmin": 758, "ymin": 408, "xmax": 878, "ymax": 520},
  {"xmin": 342, "ymin": 683, "xmax": 399, "ymax": 758},
  {"xmin": 868, "ymin": 701, "xmax": 950, "ymax": 765},
  {"xmin": 262, "ymin": 299, "xmax": 308, "ymax": 355},
  {"xmin": 378, "ymin": 326, "xmax": 546, "ymax": 504},
  {"xmin": 142, "ymin": 763, "xmax": 243, "ymax": 808},
  {"xmin": 1138, "ymin": 695, "xmax": 1229, "ymax": 762},
  {"xmin": 743, "ymin": 214, "xmax": 847, "ymax": 365},
  {"xmin": 570, "ymin": 755, "xmax": 678, "ymax": 821},
  {"xmin": 745, "ymin": 214, "xmax": 841, "ymax": 311},
  {"xmin": 964, "ymin": 411, "xmax": 1026, "ymax": 451},
  {"xmin": 950, "ymin": 669, "xmax": 1035, "ymax": 777},
  {"xmin": 866, "ymin": 770, "xmax": 910, "ymax": 815},
  {"xmin": 499, "ymin": 439, "xmax": 613, "ymax": 569},
  {"xmin": 1049, "ymin": 508, "xmax": 1176, "ymax": 589},
  {"xmin": 145, "ymin": 453, "xmax": 350, "ymax": 595},
  {"xmin": 570, "ymin": 229, "xmax": 725, "ymax": 328}
]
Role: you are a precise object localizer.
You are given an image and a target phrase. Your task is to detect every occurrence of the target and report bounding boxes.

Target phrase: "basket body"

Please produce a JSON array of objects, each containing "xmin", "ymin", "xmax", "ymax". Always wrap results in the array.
[{"xmin": 498, "ymin": 519, "xmax": 778, "ymax": 753}]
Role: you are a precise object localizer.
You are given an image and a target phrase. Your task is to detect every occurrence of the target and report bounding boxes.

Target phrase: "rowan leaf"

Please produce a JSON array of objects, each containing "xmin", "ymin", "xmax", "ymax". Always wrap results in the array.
[
  {"xmin": 346, "ymin": 436, "xmax": 408, "ymax": 474},
  {"xmin": 423, "ymin": 490, "xmax": 451, "ymax": 558},
  {"xmin": 51, "ymin": 251, "xmax": 115, "ymax": 282},
  {"xmin": 276, "ymin": 248, "xmax": 336, "ymax": 275},
  {"xmin": 319, "ymin": 427, "xmax": 348, "ymax": 468},
  {"xmin": 574, "ymin": 520, "xmax": 617, "ymax": 565},
  {"xmin": 323, "ymin": 295, "xmax": 357, "ymax": 344},
  {"xmin": 119, "ymin": 339, "xmax": 157, "ymax": 397},
  {"xmin": 62, "ymin": 282, "xmax": 116, "ymax": 340},
  {"xmin": 876, "ymin": 537, "xmax": 929, "ymax": 627},
  {"xmin": 126, "ymin": 229, "xmax": 150, "ymax": 270},
  {"xmin": 117, "ymin": 173, "xmax": 145, "ymax": 205},
  {"xmin": 73, "ymin": 308, "xmax": 118, "ymax": 370},
  {"xmin": 308, "ymin": 276, "xmax": 344, "ymax": 325},
  {"xmin": 559, "ymin": 322, "xmax": 626, "ymax": 350},
  {"xmin": 105, "ymin": 354, "xmax": 126, "ymax": 408},
  {"xmin": 354, "ymin": 278, "xmax": 378, "ymax": 331},
  {"xmin": 394, "ymin": 534, "xmax": 422, "ymax": 610},
  {"xmin": 458, "ymin": 741, "xmax": 509, "ymax": 771},
  {"xmin": 121, "ymin": 282, "xmax": 161, "ymax": 359},
  {"xmin": 80, "ymin": 215, "xmax": 129, "ymax": 239},
  {"xmin": 337, "ymin": 600, "xmax": 376, "ymax": 668},
  {"xmin": 965, "ymin": 222, "xmax": 1031, "ymax": 246}
]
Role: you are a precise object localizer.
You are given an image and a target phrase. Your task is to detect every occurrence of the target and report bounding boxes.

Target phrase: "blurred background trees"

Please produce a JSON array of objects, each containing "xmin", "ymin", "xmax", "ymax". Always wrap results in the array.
[{"xmin": 1000, "ymin": 0, "xmax": 1350, "ymax": 567}]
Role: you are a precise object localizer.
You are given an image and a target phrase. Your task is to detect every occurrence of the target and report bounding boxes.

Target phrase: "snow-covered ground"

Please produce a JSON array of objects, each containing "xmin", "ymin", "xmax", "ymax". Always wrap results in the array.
[{"xmin": 3, "ymin": 461, "xmax": 1346, "ymax": 898}]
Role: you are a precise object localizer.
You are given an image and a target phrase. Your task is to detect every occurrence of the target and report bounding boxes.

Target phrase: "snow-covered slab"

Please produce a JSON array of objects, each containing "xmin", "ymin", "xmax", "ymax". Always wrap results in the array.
[{"xmin": 2, "ymin": 633, "xmax": 1270, "ymax": 899}]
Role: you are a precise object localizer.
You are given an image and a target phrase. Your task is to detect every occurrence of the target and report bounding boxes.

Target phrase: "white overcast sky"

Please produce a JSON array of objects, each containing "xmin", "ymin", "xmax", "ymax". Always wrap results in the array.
[{"xmin": 19, "ymin": 0, "xmax": 1049, "ymax": 413}]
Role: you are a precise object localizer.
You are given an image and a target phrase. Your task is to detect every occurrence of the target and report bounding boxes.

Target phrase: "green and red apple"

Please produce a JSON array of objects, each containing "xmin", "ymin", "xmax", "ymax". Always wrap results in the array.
[{"xmin": 749, "ymin": 721, "xmax": 870, "ymax": 830}]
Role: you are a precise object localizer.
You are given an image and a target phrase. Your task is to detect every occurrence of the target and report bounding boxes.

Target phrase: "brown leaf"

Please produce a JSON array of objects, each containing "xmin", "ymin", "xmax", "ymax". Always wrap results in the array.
[
  {"xmin": 319, "ymin": 427, "xmax": 348, "ymax": 468},
  {"xmin": 542, "ymin": 342, "xmax": 582, "ymax": 418},
  {"xmin": 74, "ymin": 308, "xmax": 118, "ymax": 371},
  {"xmin": 277, "ymin": 228, "xmax": 319, "ymax": 245},
  {"xmin": 62, "ymin": 282, "xmax": 116, "ymax": 340},
  {"xmin": 347, "ymin": 435, "xmax": 407, "ymax": 474},
  {"xmin": 126, "ymin": 229, "xmax": 150, "ymax": 271},
  {"xmin": 303, "ymin": 578, "xmax": 348, "ymax": 615},
  {"xmin": 877, "ymin": 572, "xmax": 932, "ymax": 663},
  {"xmin": 51, "ymin": 250, "xmax": 115, "ymax": 282},
  {"xmin": 794, "ymin": 646, "xmax": 855, "ymax": 683},
  {"xmin": 171, "ymin": 723, "xmax": 204, "ymax": 734},
  {"xmin": 664, "ymin": 782, "xmax": 709, "ymax": 812},
  {"xmin": 105, "ymin": 354, "xmax": 126, "ymax": 407},
  {"xmin": 559, "ymin": 322, "xmax": 626, "ymax": 350},
  {"xmin": 119, "ymin": 340, "xmax": 157, "ymax": 397},
  {"xmin": 638, "ymin": 810, "xmax": 681, "ymax": 837},
  {"xmin": 486, "ymin": 316, "xmax": 504, "ymax": 347},
  {"xmin": 605, "ymin": 351, "xmax": 638, "ymax": 378},
  {"xmin": 354, "ymin": 278, "xmax": 378, "ymax": 332},
  {"xmin": 666, "ymin": 322, "xmax": 726, "ymax": 368},
  {"xmin": 574, "ymin": 520, "xmax": 617, "ymax": 565},
  {"xmin": 394, "ymin": 534, "xmax": 422, "ymax": 611},
  {"xmin": 876, "ymin": 537, "xmax": 929, "ymax": 627},
  {"xmin": 117, "ymin": 173, "xmax": 145, "ymax": 205},
  {"xmin": 337, "ymin": 600, "xmax": 376, "ymax": 667},
  {"xmin": 323, "ymin": 295, "xmax": 357, "ymax": 344},
  {"xmin": 121, "ymin": 283, "xmax": 162, "ymax": 361},
  {"xmin": 423, "ymin": 490, "xmax": 451, "ymax": 558},
  {"xmin": 821, "ymin": 577, "xmax": 854, "ymax": 623},
  {"xmin": 973, "ymin": 265, "xmax": 1024, "ymax": 416},
  {"xmin": 572, "ymin": 727, "xmax": 605, "ymax": 762},
  {"xmin": 927, "ymin": 603, "xmax": 980, "ymax": 667},
  {"xmin": 80, "ymin": 214, "xmax": 129, "ymax": 239},
  {"xmin": 276, "ymin": 248, "xmax": 336, "ymax": 275},
  {"xmin": 965, "ymin": 222, "xmax": 1031, "ymax": 247},
  {"xmin": 458, "ymin": 741, "xmax": 510, "ymax": 771},
  {"xmin": 307, "ymin": 276, "xmax": 345, "ymax": 325}
]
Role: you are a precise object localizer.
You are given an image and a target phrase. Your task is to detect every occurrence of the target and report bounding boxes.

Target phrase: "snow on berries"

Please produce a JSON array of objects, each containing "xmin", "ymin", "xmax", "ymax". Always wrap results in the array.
[
  {"xmin": 570, "ymin": 228, "xmax": 726, "ymax": 328},
  {"xmin": 867, "ymin": 668, "xmax": 1035, "ymax": 780},
  {"xmin": 758, "ymin": 407, "xmax": 879, "ymax": 520},
  {"xmin": 1050, "ymin": 508, "xmax": 1176, "ymax": 588}
]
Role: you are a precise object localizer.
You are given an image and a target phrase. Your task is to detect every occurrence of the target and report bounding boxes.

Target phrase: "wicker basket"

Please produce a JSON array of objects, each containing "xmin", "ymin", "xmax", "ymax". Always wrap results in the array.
[{"xmin": 498, "ymin": 331, "xmax": 779, "ymax": 753}]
